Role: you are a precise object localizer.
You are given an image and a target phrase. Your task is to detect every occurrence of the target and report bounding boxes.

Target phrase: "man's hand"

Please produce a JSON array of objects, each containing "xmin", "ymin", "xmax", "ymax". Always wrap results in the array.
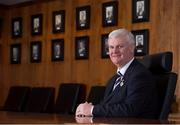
[{"xmin": 75, "ymin": 102, "xmax": 93, "ymax": 117}]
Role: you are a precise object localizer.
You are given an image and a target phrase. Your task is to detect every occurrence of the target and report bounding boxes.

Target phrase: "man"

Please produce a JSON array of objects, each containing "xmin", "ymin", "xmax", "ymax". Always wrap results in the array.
[{"xmin": 75, "ymin": 28, "xmax": 158, "ymax": 119}]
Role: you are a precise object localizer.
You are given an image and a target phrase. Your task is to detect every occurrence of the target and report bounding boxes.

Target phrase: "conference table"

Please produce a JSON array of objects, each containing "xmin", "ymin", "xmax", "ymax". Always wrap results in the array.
[{"xmin": 0, "ymin": 111, "xmax": 174, "ymax": 124}]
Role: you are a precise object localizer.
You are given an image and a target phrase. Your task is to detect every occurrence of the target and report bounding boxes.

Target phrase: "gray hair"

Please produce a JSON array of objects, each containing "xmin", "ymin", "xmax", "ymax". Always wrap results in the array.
[{"xmin": 108, "ymin": 28, "xmax": 135, "ymax": 45}]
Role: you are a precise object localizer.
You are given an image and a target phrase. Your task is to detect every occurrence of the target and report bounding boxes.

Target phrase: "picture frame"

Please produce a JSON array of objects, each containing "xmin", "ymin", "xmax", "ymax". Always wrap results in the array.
[
  {"xmin": 10, "ymin": 43, "xmax": 21, "ymax": 64},
  {"xmin": 132, "ymin": 0, "xmax": 150, "ymax": 23},
  {"xmin": 101, "ymin": 34, "xmax": 109, "ymax": 58},
  {"xmin": 11, "ymin": 17, "xmax": 22, "ymax": 38},
  {"xmin": 131, "ymin": 29, "xmax": 149, "ymax": 56},
  {"xmin": 102, "ymin": 1, "xmax": 118, "ymax": 27},
  {"xmin": 76, "ymin": 6, "xmax": 90, "ymax": 30},
  {"xmin": 75, "ymin": 36, "xmax": 89, "ymax": 60},
  {"xmin": 51, "ymin": 39, "xmax": 64, "ymax": 61},
  {"xmin": 30, "ymin": 41, "xmax": 42, "ymax": 63},
  {"xmin": 52, "ymin": 10, "xmax": 65, "ymax": 33},
  {"xmin": 31, "ymin": 14, "xmax": 43, "ymax": 35}
]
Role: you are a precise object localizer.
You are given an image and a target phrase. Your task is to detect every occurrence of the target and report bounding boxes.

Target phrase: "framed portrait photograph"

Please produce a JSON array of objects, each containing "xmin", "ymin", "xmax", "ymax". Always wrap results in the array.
[
  {"xmin": 31, "ymin": 14, "xmax": 43, "ymax": 35},
  {"xmin": 10, "ymin": 44, "xmax": 21, "ymax": 64},
  {"xmin": 30, "ymin": 41, "xmax": 42, "ymax": 63},
  {"xmin": 51, "ymin": 39, "xmax": 64, "ymax": 61},
  {"xmin": 75, "ymin": 36, "xmax": 89, "ymax": 60},
  {"xmin": 101, "ymin": 34, "xmax": 109, "ymax": 58},
  {"xmin": 102, "ymin": 1, "xmax": 118, "ymax": 27},
  {"xmin": 76, "ymin": 6, "xmax": 90, "ymax": 30},
  {"xmin": 131, "ymin": 29, "xmax": 149, "ymax": 56},
  {"xmin": 52, "ymin": 10, "xmax": 65, "ymax": 33},
  {"xmin": 132, "ymin": 0, "xmax": 150, "ymax": 23},
  {"xmin": 11, "ymin": 17, "xmax": 22, "ymax": 38}
]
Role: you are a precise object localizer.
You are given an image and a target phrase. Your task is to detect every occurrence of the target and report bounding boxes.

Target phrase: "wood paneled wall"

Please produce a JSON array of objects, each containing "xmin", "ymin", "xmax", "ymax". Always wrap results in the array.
[{"xmin": 0, "ymin": 0, "xmax": 180, "ymax": 112}]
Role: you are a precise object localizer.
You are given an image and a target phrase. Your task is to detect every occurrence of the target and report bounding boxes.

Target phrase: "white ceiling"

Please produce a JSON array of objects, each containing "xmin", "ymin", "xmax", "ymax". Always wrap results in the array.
[{"xmin": 0, "ymin": 0, "xmax": 34, "ymax": 5}]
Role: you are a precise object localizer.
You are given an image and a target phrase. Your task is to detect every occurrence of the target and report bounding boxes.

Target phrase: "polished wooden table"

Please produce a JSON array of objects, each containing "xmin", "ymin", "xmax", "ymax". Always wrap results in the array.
[{"xmin": 0, "ymin": 111, "xmax": 174, "ymax": 124}]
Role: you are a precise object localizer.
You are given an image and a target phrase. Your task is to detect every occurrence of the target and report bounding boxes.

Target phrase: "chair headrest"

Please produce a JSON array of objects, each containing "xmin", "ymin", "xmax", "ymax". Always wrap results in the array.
[{"xmin": 140, "ymin": 52, "xmax": 173, "ymax": 73}]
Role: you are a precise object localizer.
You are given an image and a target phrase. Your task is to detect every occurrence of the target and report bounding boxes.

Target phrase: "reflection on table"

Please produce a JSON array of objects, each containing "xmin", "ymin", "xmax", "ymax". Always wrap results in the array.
[{"xmin": 0, "ymin": 111, "xmax": 173, "ymax": 124}]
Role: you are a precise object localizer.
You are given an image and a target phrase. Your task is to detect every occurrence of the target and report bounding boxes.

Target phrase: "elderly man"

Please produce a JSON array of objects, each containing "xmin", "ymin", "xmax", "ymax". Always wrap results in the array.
[{"xmin": 76, "ymin": 28, "xmax": 158, "ymax": 119}]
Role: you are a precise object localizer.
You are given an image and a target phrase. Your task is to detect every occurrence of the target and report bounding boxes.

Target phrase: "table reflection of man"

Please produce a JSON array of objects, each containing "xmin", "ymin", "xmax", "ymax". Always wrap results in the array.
[
  {"xmin": 33, "ymin": 18, "xmax": 40, "ymax": 33},
  {"xmin": 136, "ymin": 1, "xmax": 145, "ymax": 19},
  {"xmin": 136, "ymin": 35, "xmax": 144, "ymax": 53},
  {"xmin": 55, "ymin": 15, "xmax": 62, "ymax": 30},
  {"xmin": 78, "ymin": 41, "xmax": 86, "ymax": 57},
  {"xmin": 32, "ymin": 45, "xmax": 38, "ymax": 60},
  {"xmin": 14, "ymin": 21, "xmax": 20, "ymax": 35},
  {"xmin": 79, "ymin": 10, "xmax": 86, "ymax": 27},
  {"xmin": 106, "ymin": 6, "xmax": 113, "ymax": 23},
  {"xmin": 75, "ymin": 116, "xmax": 93, "ymax": 124},
  {"xmin": 54, "ymin": 44, "xmax": 61, "ymax": 58}
]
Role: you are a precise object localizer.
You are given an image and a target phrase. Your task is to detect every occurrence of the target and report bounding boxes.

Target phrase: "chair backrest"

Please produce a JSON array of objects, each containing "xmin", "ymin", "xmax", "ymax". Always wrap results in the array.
[
  {"xmin": 55, "ymin": 83, "xmax": 86, "ymax": 114},
  {"xmin": 3, "ymin": 86, "xmax": 31, "ymax": 112},
  {"xmin": 87, "ymin": 86, "xmax": 106, "ymax": 105},
  {"xmin": 139, "ymin": 51, "xmax": 177, "ymax": 119},
  {"xmin": 25, "ymin": 87, "xmax": 55, "ymax": 113}
]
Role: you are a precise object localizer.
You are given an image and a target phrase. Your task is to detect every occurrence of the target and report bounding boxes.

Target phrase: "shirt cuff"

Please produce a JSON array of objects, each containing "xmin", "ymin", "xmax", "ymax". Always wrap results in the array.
[{"xmin": 90, "ymin": 105, "xmax": 94, "ymax": 116}]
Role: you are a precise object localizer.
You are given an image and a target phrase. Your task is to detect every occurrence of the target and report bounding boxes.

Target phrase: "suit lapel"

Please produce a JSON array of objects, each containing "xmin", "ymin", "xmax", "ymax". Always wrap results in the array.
[
  {"xmin": 103, "ymin": 59, "xmax": 139, "ymax": 103},
  {"xmin": 103, "ymin": 75, "xmax": 126, "ymax": 103},
  {"xmin": 123, "ymin": 59, "xmax": 138, "ymax": 80},
  {"xmin": 104, "ymin": 75, "xmax": 118, "ymax": 98}
]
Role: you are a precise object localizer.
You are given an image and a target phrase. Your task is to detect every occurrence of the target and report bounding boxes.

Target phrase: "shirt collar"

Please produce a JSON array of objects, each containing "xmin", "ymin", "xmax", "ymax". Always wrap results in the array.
[{"xmin": 117, "ymin": 58, "xmax": 134, "ymax": 76}]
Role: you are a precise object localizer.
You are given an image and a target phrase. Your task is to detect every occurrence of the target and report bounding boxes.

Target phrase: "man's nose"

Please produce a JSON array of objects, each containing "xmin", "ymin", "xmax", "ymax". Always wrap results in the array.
[{"xmin": 112, "ymin": 47, "xmax": 119, "ymax": 53}]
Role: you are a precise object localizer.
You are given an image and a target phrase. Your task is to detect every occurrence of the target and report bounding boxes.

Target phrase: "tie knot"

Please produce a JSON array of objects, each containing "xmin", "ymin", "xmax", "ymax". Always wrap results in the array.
[{"xmin": 117, "ymin": 71, "xmax": 123, "ymax": 77}]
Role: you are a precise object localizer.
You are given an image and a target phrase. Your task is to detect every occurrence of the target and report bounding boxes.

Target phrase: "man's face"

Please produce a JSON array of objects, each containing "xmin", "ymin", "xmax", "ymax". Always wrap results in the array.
[{"xmin": 108, "ymin": 36, "xmax": 134, "ymax": 68}]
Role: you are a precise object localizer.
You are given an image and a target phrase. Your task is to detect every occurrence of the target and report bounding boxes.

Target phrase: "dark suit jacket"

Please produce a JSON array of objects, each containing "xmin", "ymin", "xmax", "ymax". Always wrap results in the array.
[{"xmin": 93, "ymin": 59, "xmax": 158, "ymax": 119}]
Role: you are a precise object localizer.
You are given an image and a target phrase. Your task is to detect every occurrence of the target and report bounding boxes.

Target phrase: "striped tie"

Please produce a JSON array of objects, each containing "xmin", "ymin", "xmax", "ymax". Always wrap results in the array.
[{"xmin": 113, "ymin": 71, "xmax": 124, "ymax": 91}]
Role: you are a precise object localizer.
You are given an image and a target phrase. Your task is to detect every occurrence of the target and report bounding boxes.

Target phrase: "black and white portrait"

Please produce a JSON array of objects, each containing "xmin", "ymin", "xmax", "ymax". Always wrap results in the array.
[
  {"xmin": 135, "ymin": 35, "xmax": 144, "ymax": 53},
  {"xmin": 30, "ymin": 42, "xmax": 41, "ymax": 63},
  {"xmin": 52, "ymin": 10, "xmax": 65, "ymax": 33},
  {"xmin": 136, "ymin": 1, "xmax": 145, "ymax": 19},
  {"xmin": 12, "ymin": 47, "xmax": 18, "ymax": 61},
  {"xmin": 55, "ymin": 14, "xmax": 62, "ymax": 30},
  {"xmin": 79, "ymin": 10, "xmax": 86, "ymax": 27},
  {"xmin": 132, "ymin": 0, "xmax": 149, "ymax": 23},
  {"xmin": 31, "ymin": 14, "xmax": 42, "ymax": 35},
  {"xmin": 101, "ymin": 34, "xmax": 109, "ymax": 58},
  {"xmin": 10, "ymin": 44, "xmax": 21, "ymax": 64},
  {"xmin": 33, "ymin": 18, "xmax": 40, "ymax": 33},
  {"xmin": 78, "ymin": 40, "xmax": 86, "ymax": 57},
  {"xmin": 105, "ymin": 6, "xmax": 113, "ymax": 23},
  {"xmin": 51, "ymin": 39, "xmax": 64, "ymax": 61},
  {"xmin": 13, "ymin": 21, "xmax": 20, "ymax": 36},
  {"xmin": 54, "ymin": 44, "xmax": 61, "ymax": 58},
  {"xmin": 32, "ymin": 44, "xmax": 39, "ymax": 60},
  {"xmin": 75, "ymin": 36, "xmax": 89, "ymax": 59},
  {"xmin": 12, "ymin": 17, "xmax": 22, "ymax": 38}
]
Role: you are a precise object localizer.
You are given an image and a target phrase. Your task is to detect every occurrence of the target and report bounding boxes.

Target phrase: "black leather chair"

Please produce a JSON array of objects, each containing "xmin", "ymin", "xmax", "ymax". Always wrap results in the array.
[
  {"xmin": 25, "ymin": 87, "xmax": 55, "ymax": 113},
  {"xmin": 139, "ymin": 51, "xmax": 177, "ymax": 120},
  {"xmin": 3, "ymin": 86, "xmax": 31, "ymax": 112},
  {"xmin": 54, "ymin": 83, "xmax": 86, "ymax": 114},
  {"xmin": 87, "ymin": 86, "xmax": 106, "ymax": 105}
]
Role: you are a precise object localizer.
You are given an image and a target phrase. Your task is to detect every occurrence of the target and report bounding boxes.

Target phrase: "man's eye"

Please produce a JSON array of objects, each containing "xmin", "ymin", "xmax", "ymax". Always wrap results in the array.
[{"xmin": 118, "ymin": 45, "xmax": 124, "ymax": 49}]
